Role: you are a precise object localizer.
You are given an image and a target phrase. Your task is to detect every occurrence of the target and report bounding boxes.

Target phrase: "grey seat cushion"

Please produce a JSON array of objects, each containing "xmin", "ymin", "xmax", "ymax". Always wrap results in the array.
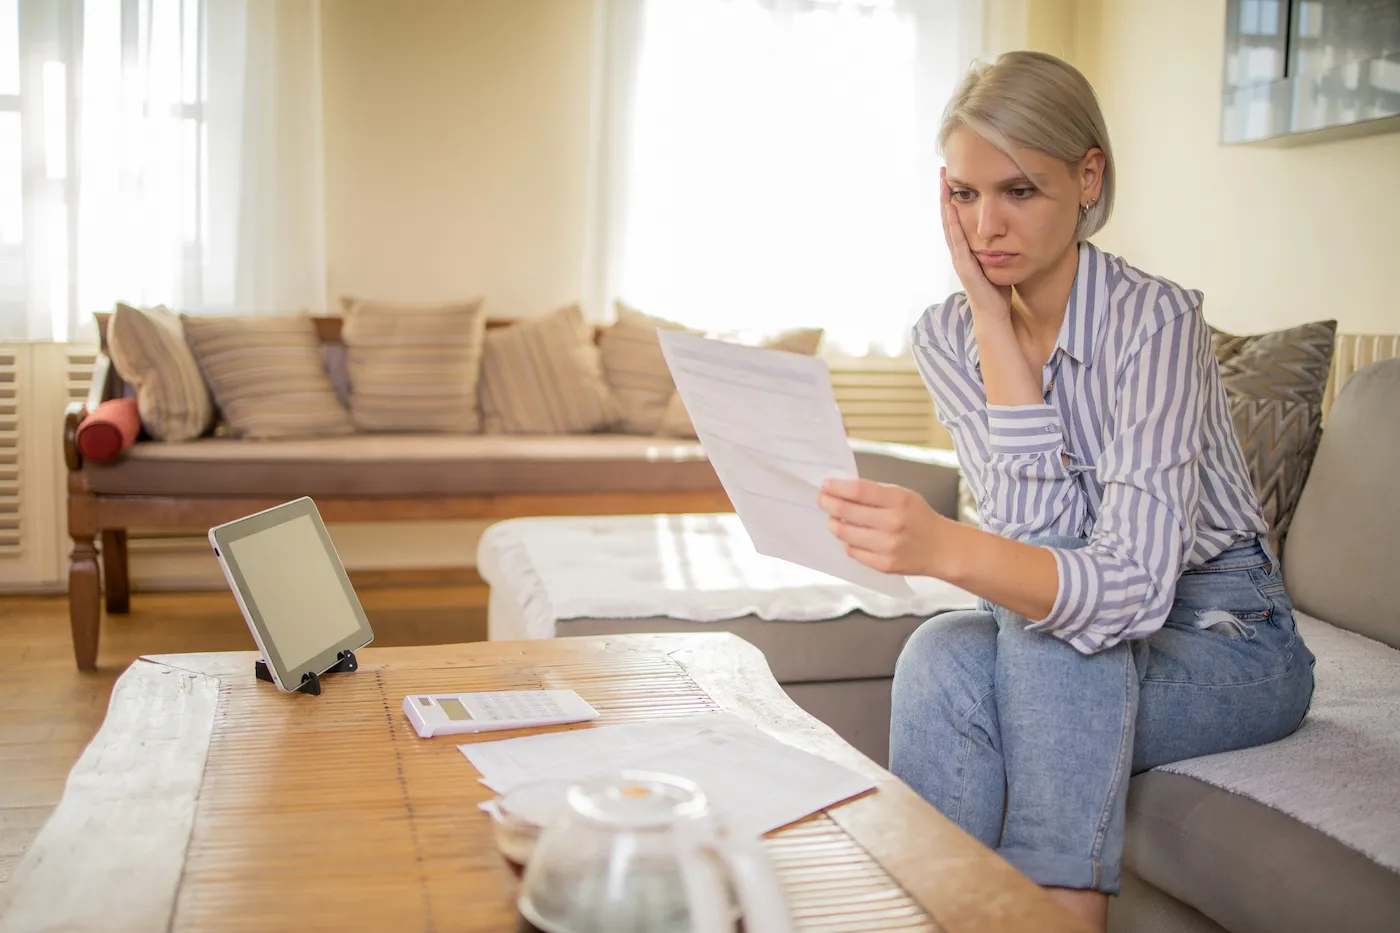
[
  {"xmin": 1126, "ymin": 610, "xmax": 1400, "ymax": 933},
  {"xmin": 82, "ymin": 434, "xmax": 723, "ymax": 497},
  {"xmin": 1124, "ymin": 771, "xmax": 1400, "ymax": 933}
]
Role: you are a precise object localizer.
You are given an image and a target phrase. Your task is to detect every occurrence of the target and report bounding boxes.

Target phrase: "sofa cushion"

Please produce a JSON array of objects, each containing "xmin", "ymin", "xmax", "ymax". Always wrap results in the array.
[
  {"xmin": 106, "ymin": 303, "xmax": 214, "ymax": 442},
  {"xmin": 478, "ymin": 305, "xmax": 621, "ymax": 434},
  {"xmin": 598, "ymin": 302, "xmax": 701, "ymax": 435},
  {"xmin": 1209, "ymin": 319, "xmax": 1336, "ymax": 544},
  {"xmin": 80, "ymin": 434, "xmax": 722, "ymax": 497},
  {"xmin": 181, "ymin": 314, "xmax": 353, "ymax": 439},
  {"xmin": 1111, "ymin": 870, "xmax": 1229, "ymax": 933},
  {"xmin": 1124, "ymin": 771, "xmax": 1400, "ymax": 933},
  {"xmin": 1284, "ymin": 357, "xmax": 1400, "ymax": 648},
  {"xmin": 1127, "ymin": 610, "xmax": 1400, "ymax": 933},
  {"xmin": 340, "ymin": 297, "xmax": 487, "ymax": 433}
]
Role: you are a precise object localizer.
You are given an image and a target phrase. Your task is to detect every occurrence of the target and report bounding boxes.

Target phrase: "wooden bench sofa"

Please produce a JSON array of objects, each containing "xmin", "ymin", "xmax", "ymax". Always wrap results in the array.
[{"xmin": 61, "ymin": 315, "xmax": 735, "ymax": 670}]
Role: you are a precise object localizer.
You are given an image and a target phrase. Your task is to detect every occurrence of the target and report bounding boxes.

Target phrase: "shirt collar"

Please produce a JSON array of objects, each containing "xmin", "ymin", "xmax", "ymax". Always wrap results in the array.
[
  {"xmin": 1059, "ymin": 242, "xmax": 1108, "ymax": 367},
  {"xmin": 967, "ymin": 242, "xmax": 1109, "ymax": 372}
]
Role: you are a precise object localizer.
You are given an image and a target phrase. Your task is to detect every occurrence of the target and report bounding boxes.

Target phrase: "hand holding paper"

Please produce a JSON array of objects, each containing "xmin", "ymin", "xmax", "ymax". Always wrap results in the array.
[
  {"xmin": 658, "ymin": 330, "xmax": 913, "ymax": 597},
  {"xmin": 818, "ymin": 476, "xmax": 949, "ymax": 578}
]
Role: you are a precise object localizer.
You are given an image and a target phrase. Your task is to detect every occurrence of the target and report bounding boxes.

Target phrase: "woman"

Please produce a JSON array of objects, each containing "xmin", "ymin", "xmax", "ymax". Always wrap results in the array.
[{"xmin": 816, "ymin": 51, "xmax": 1314, "ymax": 929}]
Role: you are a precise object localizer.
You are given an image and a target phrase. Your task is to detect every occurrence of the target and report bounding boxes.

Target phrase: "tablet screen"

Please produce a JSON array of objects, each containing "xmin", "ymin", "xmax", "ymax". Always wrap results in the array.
[{"xmin": 226, "ymin": 513, "xmax": 362, "ymax": 673}]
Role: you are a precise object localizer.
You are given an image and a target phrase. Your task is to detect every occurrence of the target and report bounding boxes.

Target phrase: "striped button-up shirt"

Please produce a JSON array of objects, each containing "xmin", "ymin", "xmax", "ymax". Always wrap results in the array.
[{"xmin": 912, "ymin": 243, "xmax": 1267, "ymax": 655}]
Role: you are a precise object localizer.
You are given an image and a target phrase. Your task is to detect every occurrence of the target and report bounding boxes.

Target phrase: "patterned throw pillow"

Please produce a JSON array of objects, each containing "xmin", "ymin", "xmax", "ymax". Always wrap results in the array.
[
  {"xmin": 599, "ymin": 302, "xmax": 703, "ymax": 435},
  {"xmin": 1210, "ymin": 320, "xmax": 1337, "ymax": 545},
  {"xmin": 341, "ymin": 297, "xmax": 488, "ymax": 433},
  {"xmin": 106, "ymin": 303, "xmax": 215, "ymax": 442},
  {"xmin": 478, "ymin": 304, "xmax": 622, "ymax": 434},
  {"xmin": 181, "ymin": 315, "xmax": 354, "ymax": 439},
  {"xmin": 658, "ymin": 326, "xmax": 825, "ymax": 437}
]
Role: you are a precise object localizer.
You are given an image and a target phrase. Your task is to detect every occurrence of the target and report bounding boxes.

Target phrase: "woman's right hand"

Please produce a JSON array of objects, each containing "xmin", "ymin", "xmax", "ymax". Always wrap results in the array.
[{"xmin": 940, "ymin": 168, "xmax": 1013, "ymax": 325}]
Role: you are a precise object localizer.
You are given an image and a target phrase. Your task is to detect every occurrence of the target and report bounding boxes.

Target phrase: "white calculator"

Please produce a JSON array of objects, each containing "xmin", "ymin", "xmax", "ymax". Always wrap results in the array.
[{"xmin": 402, "ymin": 690, "xmax": 601, "ymax": 738}]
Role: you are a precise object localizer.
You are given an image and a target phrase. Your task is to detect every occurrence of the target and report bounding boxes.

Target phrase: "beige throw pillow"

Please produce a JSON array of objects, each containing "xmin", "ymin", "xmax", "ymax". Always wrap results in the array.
[
  {"xmin": 341, "ymin": 298, "xmax": 488, "ymax": 433},
  {"xmin": 106, "ymin": 303, "xmax": 214, "ymax": 442},
  {"xmin": 181, "ymin": 315, "xmax": 354, "ymax": 439},
  {"xmin": 659, "ymin": 326, "xmax": 825, "ymax": 437},
  {"xmin": 479, "ymin": 304, "xmax": 621, "ymax": 434},
  {"xmin": 598, "ymin": 301, "xmax": 703, "ymax": 435}
]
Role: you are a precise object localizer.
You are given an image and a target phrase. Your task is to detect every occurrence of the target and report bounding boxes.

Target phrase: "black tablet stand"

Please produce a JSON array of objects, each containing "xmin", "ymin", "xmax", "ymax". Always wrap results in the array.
[{"xmin": 254, "ymin": 650, "xmax": 359, "ymax": 696}]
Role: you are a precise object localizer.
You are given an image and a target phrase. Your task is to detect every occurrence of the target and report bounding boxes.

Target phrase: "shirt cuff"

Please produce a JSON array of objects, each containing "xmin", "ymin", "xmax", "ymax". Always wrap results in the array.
[
  {"xmin": 985, "ymin": 404, "xmax": 1063, "ymax": 455},
  {"xmin": 1027, "ymin": 544, "xmax": 1103, "ymax": 641}
]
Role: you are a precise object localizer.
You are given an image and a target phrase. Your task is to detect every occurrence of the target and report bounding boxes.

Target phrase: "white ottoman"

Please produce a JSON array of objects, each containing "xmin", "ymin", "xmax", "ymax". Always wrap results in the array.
[{"xmin": 477, "ymin": 512, "xmax": 976, "ymax": 765}]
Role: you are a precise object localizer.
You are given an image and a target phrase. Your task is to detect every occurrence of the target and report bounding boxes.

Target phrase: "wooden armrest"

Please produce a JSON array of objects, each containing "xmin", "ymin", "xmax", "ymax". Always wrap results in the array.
[
  {"xmin": 65, "ymin": 354, "xmax": 118, "ymax": 471},
  {"xmin": 64, "ymin": 402, "xmax": 88, "ymax": 471}
]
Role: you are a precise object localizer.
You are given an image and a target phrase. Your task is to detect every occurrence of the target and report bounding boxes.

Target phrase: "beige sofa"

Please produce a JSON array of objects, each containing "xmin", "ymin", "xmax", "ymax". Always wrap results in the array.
[
  {"xmin": 480, "ymin": 357, "xmax": 1400, "ymax": 931},
  {"xmin": 1106, "ymin": 357, "xmax": 1400, "ymax": 933}
]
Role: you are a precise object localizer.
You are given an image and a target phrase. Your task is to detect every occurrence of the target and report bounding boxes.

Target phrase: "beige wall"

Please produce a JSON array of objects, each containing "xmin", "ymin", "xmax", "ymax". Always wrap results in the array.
[
  {"xmin": 308, "ymin": 0, "xmax": 597, "ymax": 576},
  {"xmin": 1077, "ymin": 0, "xmax": 1399, "ymax": 335},
  {"xmin": 319, "ymin": 0, "xmax": 1400, "ymax": 336},
  {"xmin": 320, "ymin": 0, "xmax": 596, "ymax": 318}
]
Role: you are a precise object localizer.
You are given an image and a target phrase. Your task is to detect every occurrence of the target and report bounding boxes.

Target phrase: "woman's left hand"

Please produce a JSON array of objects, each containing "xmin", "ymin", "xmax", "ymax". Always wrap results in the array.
[{"xmin": 818, "ymin": 479, "xmax": 948, "ymax": 577}]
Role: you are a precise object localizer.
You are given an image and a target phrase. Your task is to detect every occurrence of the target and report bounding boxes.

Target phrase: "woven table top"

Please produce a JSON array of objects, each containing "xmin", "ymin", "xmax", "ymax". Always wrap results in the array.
[{"xmin": 0, "ymin": 634, "xmax": 1083, "ymax": 933}]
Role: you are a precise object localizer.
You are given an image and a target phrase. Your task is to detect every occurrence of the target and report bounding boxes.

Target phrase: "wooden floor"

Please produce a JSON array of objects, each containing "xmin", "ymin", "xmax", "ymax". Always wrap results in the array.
[{"xmin": 0, "ymin": 584, "xmax": 488, "ymax": 887}]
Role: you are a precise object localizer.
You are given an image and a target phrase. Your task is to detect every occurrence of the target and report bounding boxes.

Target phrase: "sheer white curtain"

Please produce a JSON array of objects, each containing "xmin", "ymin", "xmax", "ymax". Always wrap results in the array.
[
  {"xmin": 0, "ymin": 0, "xmax": 324, "ymax": 343},
  {"xmin": 585, "ymin": 0, "xmax": 982, "ymax": 356}
]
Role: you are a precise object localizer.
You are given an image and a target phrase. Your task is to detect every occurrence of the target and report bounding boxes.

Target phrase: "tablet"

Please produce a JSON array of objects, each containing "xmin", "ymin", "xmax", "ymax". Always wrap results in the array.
[{"xmin": 209, "ymin": 498, "xmax": 373, "ymax": 692}]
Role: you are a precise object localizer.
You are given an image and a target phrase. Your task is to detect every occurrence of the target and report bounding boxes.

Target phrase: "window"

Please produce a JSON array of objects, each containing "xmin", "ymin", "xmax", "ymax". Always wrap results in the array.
[
  {"xmin": 0, "ymin": 0, "xmax": 324, "ymax": 343},
  {"xmin": 594, "ymin": 0, "xmax": 982, "ymax": 356},
  {"xmin": 0, "ymin": 0, "xmax": 22, "ymax": 334}
]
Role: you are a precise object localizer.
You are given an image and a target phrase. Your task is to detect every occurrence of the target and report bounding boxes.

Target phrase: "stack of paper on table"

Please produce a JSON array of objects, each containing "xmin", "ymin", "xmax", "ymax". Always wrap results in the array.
[{"xmin": 462, "ymin": 713, "xmax": 875, "ymax": 838}]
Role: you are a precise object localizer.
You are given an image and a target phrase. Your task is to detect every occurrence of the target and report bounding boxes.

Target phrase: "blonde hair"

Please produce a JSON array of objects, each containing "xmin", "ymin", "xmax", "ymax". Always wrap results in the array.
[{"xmin": 939, "ymin": 51, "xmax": 1114, "ymax": 240}]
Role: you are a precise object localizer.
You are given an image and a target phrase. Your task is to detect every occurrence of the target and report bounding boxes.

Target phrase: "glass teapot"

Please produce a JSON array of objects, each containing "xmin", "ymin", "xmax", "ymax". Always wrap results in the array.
[{"xmin": 515, "ymin": 771, "xmax": 792, "ymax": 933}]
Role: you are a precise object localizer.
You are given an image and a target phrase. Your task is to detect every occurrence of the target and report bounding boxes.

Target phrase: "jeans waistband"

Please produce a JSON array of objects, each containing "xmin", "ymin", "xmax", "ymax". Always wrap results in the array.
[{"xmin": 1192, "ymin": 535, "xmax": 1276, "ymax": 575}]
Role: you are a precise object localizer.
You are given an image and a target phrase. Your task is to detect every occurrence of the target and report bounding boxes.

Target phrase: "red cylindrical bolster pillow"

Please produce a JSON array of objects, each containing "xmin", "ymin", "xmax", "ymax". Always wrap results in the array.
[{"xmin": 76, "ymin": 397, "xmax": 141, "ymax": 463}]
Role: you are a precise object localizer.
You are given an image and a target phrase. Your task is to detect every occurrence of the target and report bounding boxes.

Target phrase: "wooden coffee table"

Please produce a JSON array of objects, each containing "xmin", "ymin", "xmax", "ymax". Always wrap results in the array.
[{"xmin": 0, "ymin": 634, "xmax": 1085, "ymax": 932}]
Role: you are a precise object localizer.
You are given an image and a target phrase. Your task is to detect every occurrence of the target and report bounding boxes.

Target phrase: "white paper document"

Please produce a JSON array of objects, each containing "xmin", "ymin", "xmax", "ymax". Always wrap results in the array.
[
  {"xmin": 658, "ymin": 330, "xmax": 913, "ymax": 597},
  {"xmin": 461, "ymin": 713, "xmax": 875, "ymax": 838}
]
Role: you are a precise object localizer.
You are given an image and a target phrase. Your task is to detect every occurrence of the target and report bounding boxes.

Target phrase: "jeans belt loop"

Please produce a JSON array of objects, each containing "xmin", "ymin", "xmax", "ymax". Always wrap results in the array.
[{"xmin": 1259, "ymin": 535, "xmax": 1280, "ymax": 577}]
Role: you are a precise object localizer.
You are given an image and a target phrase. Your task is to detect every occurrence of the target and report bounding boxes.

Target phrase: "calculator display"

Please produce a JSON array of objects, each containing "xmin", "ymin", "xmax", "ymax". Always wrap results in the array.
[{"xmin": 438, "ymin": 698, "xmax": 473, "ymax": 721}]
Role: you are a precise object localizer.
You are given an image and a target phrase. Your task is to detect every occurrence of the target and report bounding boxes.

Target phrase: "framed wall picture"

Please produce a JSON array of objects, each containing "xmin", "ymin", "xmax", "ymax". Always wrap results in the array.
[{"xmin": 1222, "ymin": 0, "xmax": 1400, "ymax": 144}]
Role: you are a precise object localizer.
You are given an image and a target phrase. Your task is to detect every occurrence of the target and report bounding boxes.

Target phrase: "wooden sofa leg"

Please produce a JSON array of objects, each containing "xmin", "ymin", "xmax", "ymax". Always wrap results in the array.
[
  {"xmin": 102, "ymin": 529, "xmax": 130, "ymax": 614},
  {"xmin": 69, "ymin": 534, "xmax": 101, "ymax": 671}
]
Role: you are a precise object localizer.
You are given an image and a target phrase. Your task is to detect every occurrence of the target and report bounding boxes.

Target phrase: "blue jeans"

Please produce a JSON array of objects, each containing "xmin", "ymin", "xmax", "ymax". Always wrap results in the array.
[{"xmin": 889, "ymin": 535, "xmax": 1316, "ymax": 894}]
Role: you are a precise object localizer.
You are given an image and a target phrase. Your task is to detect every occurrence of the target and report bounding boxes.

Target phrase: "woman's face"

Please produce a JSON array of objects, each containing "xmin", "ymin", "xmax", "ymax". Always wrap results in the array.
[{"xmin": 942, "ymin": 127, "xmax": 1098, "ymax": 288}]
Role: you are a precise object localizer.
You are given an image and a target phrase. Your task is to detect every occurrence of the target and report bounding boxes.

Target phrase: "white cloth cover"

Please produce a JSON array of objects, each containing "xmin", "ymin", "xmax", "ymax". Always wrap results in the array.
[{"xmin": 476, "ymin": 513, "xmax": 977, "ymax": 641}]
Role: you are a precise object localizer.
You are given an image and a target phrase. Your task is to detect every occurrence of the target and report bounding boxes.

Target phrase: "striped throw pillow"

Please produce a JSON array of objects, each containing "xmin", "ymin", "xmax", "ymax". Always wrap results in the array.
[
  {"xmin": 659, "ymin": 326, "xmax": 824, "ymax": 437},
  {"xmin": 479, "ymin": 304, "xmax": 621, "ymax": 434},
  {"xmin": 599, "ymin": 301, "xmax": 702, "ymax": 435},
  {"xmin": 181, "ymin": 315, "xmax": 354, "ymax": 439},
  {"xmin": 106, "ymin": 303, "xmax": 214, "ymax": 442},
  {"xmin": 341, "ymin": 298, "xmax": 488, "ymax": 433}
]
